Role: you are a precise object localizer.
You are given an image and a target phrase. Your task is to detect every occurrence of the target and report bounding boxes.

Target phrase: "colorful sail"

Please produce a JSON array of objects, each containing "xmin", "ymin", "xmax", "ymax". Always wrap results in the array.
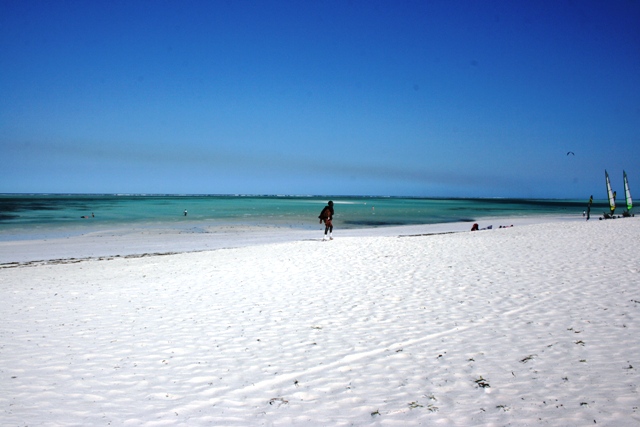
[
  {"xmin": 623, "ymin": 170, "xmax": 632, "ymax": 212},
  {"xmin": 605, "ymin": 170, "xmax": 615, "ymax": 214}
]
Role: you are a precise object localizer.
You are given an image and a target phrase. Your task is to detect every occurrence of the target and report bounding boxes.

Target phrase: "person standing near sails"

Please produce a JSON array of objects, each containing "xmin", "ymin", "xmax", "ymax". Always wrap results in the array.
[{"xmin": 318, "ymin": 201, "xmax": 334, "ymax": 241}]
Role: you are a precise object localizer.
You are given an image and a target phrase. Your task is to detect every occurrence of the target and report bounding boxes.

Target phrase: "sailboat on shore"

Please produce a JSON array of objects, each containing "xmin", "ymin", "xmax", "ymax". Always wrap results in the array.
[
  {"xmin": 622, "ymin": 170, "xmax": 634, "ymax": 217},
  {"xmin": 601, "ymin": 170, "xmax": 634, "ymax": 219},
  {"xmin": 601, "ymin": 170, "xmax": 616, "ymax": 219}
]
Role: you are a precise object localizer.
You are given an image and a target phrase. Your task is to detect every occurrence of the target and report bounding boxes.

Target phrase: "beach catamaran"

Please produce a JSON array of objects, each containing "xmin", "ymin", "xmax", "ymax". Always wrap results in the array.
[
  {"xmin": 602, "ymin": 170, "xmax": 616, "ymax": 219},
  {"xmin": 622, "ymin": 170, "xmax": 634, "ymax": 217},
  {"xmin": 602, "ymin": 170, "xmax": 634, "ymax": 219}
]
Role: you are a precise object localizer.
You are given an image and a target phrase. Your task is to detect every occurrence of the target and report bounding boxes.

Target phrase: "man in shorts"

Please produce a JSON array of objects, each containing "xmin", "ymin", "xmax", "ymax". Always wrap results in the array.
[{"xmin": 318, "ymin": 201, "xmax": 334, "ymax": 241}]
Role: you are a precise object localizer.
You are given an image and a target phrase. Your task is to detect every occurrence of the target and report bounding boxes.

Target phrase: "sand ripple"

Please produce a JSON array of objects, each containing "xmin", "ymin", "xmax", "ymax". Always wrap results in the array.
[{"xmin": 1, "ymin": 219, "xmax": 639, "ymax": 425}]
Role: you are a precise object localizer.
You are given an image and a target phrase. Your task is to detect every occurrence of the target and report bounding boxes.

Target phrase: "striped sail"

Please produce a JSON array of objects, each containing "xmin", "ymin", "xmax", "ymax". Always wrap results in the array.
[
  {"xmin": 605, "ymin": 170, "xmax": 615, "ymax": 214},
  {"xmin": 623, "ymin": 170, "xmax": 633, "ymax": 212}
]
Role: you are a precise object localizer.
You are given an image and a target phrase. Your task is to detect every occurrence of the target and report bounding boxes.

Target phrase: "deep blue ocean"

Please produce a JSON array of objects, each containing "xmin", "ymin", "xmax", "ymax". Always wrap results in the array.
[{"xmin": 0, "ymin": 194, "xmax": 601, "ymax": 241}]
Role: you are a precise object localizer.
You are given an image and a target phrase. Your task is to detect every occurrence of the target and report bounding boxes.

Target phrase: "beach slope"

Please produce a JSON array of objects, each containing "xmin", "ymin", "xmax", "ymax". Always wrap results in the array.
[{"xmin": 1, "ymin": 219, "xmax": 639, "ymax": 426}]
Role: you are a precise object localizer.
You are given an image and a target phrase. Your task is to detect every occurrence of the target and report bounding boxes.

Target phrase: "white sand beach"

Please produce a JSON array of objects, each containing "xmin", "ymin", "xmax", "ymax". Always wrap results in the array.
[{"xmin": 1, "ymin": 217, "xmax": 639, "ymax": 426}]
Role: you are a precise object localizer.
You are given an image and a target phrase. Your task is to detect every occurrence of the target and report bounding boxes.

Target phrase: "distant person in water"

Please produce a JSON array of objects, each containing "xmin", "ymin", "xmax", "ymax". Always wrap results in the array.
[
  {"xmin": 318, "ymin": 201, "xmax": 334, "ymax": 240},
  {"xmin": 184, "ymin": 209, "xmax": 188, "ymax": 216}
]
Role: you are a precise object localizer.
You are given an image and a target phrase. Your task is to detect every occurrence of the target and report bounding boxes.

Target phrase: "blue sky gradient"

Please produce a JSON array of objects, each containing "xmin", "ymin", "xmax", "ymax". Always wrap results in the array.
[{"xmin": 1, "ymin": 0, "xmax": 639, "ymax": 197}]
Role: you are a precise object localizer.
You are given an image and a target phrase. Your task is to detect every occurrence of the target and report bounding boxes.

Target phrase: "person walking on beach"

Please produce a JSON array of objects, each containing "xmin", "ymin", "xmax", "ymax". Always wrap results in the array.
[{"xmin": 319, "ymin": 201, "xmax": 334, "ymax": 241}]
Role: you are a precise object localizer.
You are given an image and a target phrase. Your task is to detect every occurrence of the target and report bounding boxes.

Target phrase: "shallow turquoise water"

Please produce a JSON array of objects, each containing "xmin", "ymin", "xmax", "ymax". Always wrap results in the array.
[{"xmin": 0, "ymin": 194, "xmax": 601, "ymax": 240}]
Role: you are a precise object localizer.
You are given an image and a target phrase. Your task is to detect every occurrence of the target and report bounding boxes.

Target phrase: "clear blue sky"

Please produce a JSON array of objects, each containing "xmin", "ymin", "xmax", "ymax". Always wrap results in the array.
[{"xmin": 1, "ymin": 0, "xmax": 639, "ymax": 198}]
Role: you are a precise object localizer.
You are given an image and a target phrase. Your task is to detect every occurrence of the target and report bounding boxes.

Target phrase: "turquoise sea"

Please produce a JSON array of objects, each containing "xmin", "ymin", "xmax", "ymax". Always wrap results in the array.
[{"xmin": 0, "ymin": 194, "xmax": 602, "ymax": 241}]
